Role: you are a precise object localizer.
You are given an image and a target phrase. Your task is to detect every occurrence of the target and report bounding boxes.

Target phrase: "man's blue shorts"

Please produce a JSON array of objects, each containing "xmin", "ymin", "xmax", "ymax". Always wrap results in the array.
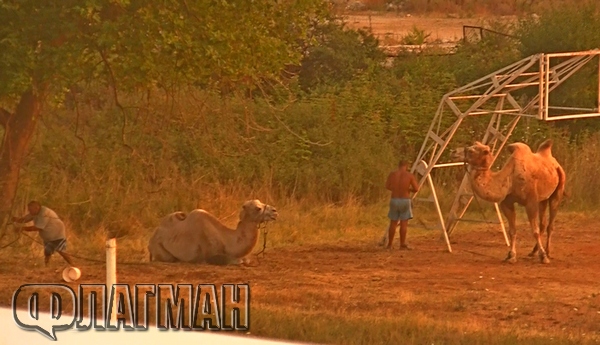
[
  {"xmin": 44, "ymin": 238, "xmax": 67, "ymax": 256},
  {"xmin": 388, "ymin": 198, "xmax": 413, "ymax": 221}
]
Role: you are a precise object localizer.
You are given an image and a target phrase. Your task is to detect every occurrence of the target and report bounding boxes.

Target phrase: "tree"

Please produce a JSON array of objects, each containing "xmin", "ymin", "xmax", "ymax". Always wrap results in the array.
[
  {"xmin": 0, "ymin": 0, "xmax": 329, "ymax": 219},
  {"xmin": 298, "ymin": 22, "xmax": 386, "ymax": 93}
]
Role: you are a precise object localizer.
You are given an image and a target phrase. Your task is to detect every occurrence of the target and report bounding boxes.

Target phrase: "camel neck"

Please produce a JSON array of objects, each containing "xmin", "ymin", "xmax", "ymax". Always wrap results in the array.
[
  {"xmin": 229, "ymin": 221, "xmax": 261, "ymax": 258},
  {"xmin": 469, "ymin": 164, "xmax": 513, "ymax": 203}
]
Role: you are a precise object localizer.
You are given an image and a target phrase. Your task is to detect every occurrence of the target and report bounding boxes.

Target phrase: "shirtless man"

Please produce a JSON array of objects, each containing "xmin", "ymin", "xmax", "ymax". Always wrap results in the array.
[{"xmin": 385, "ymin": 160, "xmax": 419, "ymax": 250}]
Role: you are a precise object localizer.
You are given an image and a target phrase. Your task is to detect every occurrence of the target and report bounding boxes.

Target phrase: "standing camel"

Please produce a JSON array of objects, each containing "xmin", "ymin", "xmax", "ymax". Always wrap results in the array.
[{"xmin": 451, "ymin": 139, "xmax": 566, "ymax": 264}]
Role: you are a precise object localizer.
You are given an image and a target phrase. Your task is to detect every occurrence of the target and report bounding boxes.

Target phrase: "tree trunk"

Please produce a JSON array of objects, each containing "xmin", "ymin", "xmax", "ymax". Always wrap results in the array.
[{"xmin": 0, "ymin": 89, "xmax": 41, "ymax": 220}]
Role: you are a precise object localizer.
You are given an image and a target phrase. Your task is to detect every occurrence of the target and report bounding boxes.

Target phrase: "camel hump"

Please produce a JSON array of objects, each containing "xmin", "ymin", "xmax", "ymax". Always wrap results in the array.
[
  {"xmin": 536, "ymin": 139, "xmax": 553, "ymax": 157},
  {"xmin": 506, "ymin": 142, "xmax": 531, "ymax": 155}
]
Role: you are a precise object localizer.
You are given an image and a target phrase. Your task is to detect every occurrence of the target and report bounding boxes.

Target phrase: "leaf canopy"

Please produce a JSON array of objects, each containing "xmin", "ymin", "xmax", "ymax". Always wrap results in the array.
[{"xmin": 0, "ymin": 0, "xmax": 329, "ymax": 101}]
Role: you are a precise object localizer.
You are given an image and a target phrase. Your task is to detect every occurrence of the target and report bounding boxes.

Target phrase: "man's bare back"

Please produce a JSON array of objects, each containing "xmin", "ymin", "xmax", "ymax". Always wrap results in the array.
[{"xmin": 386, "ymin": 168, "xmax": 419, "ymax": 199}]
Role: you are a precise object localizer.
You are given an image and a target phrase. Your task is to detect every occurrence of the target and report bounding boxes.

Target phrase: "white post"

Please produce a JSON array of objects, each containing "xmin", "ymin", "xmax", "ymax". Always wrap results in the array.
[
  {"xmin": 494, "ymin": 203, "xmax": 510, "ymax": 247},
  {"xmin": 106, "ymin": 238, "xmax": 117, "ymax": 326},
  {"xmin": 426, "ymin": 173, "xmax": 452, "ymax": 253}
]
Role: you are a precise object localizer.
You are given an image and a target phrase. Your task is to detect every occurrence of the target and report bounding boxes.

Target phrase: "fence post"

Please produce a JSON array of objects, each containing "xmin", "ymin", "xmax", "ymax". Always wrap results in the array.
[{"xmin": 106, "ymin": 238, "xmax": 117, "ymax": 326}]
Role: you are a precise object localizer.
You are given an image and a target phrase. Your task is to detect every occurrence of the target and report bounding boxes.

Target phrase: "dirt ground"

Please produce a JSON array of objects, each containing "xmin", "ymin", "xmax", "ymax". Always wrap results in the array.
[{"xmin": 2, "ymin": 213, "xmax": 600, "ymax": 342}]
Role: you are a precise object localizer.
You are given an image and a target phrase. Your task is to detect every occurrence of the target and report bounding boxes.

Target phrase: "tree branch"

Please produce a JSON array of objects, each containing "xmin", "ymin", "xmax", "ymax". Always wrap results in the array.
[
  {"xmin": 97, "ymin": 47, "xmax": 134, "ymax": 153},
  {"xmin": 73, "ymin": 101, "xmax": 87, "ymax": 161},
  {"xmin": 0, "ymin": 108, "xmax": 11, "ymax": 128}
]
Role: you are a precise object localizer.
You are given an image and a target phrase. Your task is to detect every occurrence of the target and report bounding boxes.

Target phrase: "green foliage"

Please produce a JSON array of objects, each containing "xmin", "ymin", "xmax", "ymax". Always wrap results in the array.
[
  {"xmin": 0, "ymin": 0, "xmax": 330, "ymax": 104},
  {"xmin": 400, "ymin": 26, "xmax": 431, "ymax": 45},
  {"xmin": 0, "ymin": 0, "xmax": 90, "ymax": 98},
  {"xmin": 450, "ymin": 21, "xmax": 521, "ymax": 86},
  {"xmin": 516, "ymin": 2, "xmax": 600, "ymax": 136},
  {"xmin": 298, "ymin": 22, "xmax": 386, "ymax": 92},
  {"xmin": 516, "ymin": 2, "xmax": 600, "ymax": 56},
  {"xmin": 388, "ymin": 56, "xmax": 458, "ymax": 150}
]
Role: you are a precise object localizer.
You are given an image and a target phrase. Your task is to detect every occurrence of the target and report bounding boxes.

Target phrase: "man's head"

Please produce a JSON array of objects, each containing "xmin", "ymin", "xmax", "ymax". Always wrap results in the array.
[
  {"xmin": 27, "ymin": 201, "xmax": 42, "ymax": 215},
  {"xmin": 398, "ymin": 160, "xmax": 409, "ymax": 170}
]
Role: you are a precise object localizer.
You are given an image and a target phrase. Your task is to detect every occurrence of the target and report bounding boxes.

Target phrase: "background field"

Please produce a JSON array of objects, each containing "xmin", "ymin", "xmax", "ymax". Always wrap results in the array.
[{"xmin": 343, "ymin": 13, "xmax": 495, "ymax": 43}]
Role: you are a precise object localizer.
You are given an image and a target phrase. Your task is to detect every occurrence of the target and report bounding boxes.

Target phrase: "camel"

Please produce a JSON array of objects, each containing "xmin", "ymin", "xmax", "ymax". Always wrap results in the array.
[
  {"xmin": 148, "ymin": 199, "xmax": 278, "ymax": 265},
  {"xmin": 451, "ymin": 139, "xmax": 566, "ymax": 264}
]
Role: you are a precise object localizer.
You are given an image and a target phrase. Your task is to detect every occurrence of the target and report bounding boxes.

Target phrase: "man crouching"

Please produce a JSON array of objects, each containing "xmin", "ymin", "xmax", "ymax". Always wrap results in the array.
[{"xmin": 12, "ymin": 201, "xmax": 74, "ymax": 267}]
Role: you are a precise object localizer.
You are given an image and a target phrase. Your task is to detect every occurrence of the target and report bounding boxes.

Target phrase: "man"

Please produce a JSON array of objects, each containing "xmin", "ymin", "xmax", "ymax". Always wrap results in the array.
[
  {"xmin": 384, "ymin": 160, "xmax": 419, "ymax": 250},
  {"xmin": 12, "ymin": 201, "xmax": 74, "ymax": 266}
]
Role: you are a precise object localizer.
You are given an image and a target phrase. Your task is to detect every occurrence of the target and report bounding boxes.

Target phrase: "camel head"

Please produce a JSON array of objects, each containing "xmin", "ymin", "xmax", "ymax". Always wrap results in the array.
[
  {"xmin": 239, "ymin": 199, "xmax": 278, "ymax": 223},
  {"xmin": 451, "ymin": 141, "xmax": 493, "ymax": 170}
]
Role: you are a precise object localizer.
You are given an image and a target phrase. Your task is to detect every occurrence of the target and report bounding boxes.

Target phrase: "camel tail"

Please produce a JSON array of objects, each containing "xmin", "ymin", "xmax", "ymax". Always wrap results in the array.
[
  {"xmin": 536, "ymin": 139, "xmax": 553, "ymax": 157},
  {"xmin": 552, "ymin": 164, "xmax": 567, "ymax": 203}
]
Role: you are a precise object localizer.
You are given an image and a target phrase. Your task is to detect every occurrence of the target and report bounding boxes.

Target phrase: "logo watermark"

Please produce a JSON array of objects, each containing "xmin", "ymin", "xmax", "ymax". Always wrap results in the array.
[{"xmin": 12, "ymin": 283, "xmax": 250, "ymax": 341}]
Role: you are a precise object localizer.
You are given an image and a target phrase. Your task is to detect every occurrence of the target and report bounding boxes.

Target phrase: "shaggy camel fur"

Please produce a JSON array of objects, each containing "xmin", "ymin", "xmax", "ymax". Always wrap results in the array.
[
  {"xmin": 148, "ymin": 199, "xmax": 278, "ymax": 265},
  {"xmin": 452, "ymin": 139, "xmax": 566, "ymax": 264}
]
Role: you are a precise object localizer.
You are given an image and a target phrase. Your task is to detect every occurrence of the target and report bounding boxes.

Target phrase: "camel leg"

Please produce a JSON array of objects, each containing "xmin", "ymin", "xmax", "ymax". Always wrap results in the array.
[
  {"xmin": 149, "ymin": 241, "xmax": 177, "ymax": 262},
  {"xmin": 545, "ymin": 164, "xmax": 566, "ymax": 259},
  {"xmin": 545, "ymin": 195, "xmax": 561, "ymax": 258},
  {"xmin": 525, "ymin": 201, "xmax": 550, "ymax": 264},
  {"xmin": 529, "ymin": 200, "xmax": 548, "ymax": 257},
  {"xmin": 500, "ymin": 200, "xmax": 517, "ymax": 263}
]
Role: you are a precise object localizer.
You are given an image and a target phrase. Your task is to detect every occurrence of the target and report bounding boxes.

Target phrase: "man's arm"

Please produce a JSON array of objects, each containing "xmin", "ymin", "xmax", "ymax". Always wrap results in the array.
[
  {"xmin": 12, "ymin": 214, "xmax": 33, "ymax": 223},
  {"xmin": 20, "ymin": 226, "xmax": 42, "ymax": 232},
  {"xmin": 410, "ymin": 174, "xmax": 419, "ymax": 193}
]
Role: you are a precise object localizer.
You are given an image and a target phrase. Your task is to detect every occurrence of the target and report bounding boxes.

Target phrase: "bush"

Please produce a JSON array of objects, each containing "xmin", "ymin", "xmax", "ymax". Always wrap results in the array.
[{"xmin": 298, "ymin": 22, "xmax": 386, "ymax": 93}]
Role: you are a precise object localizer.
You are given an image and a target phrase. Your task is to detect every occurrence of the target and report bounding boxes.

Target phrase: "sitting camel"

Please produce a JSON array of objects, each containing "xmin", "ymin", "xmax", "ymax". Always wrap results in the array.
[
  {"xmin": 451, "ymin": 139, "xmax": 566, "ymax": 264},
  {"xmin": 148, "ymin": 199, "xmax": 278, "ymax": 265}
]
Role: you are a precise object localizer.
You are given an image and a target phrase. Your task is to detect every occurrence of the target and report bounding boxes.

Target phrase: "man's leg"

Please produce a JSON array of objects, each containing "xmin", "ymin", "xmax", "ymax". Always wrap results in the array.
[
  {"xmin": 386, "ymin": 220, "xmax": 399, "ymax": 249},
  {"xmin": 55, "ymin": 239, "xmax": 74, "ymax": 266},
  {"xmin": 58, "ymin": 251, "xmax": 74, "ymax": 266},
  {"xmin": 43, "ymin": 242, "xmax": 52, "ymax": 266},
  {"xmin": 399, "ymin": 199, "xmax": 413, "ymax": 250},
  {"xmin": 399, "ymin": 219, "xmax": 411, "ymax": 249}
]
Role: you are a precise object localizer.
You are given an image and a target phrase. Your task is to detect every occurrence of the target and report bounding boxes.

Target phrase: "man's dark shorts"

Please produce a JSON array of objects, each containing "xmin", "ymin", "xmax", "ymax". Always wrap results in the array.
[
  {"xmin": 44, "ymin": 238, "xmax": 67, "ymax": 256},
  {"xmin": 388, "ymin": 198, "xmax": 413, "ymax": 221}
]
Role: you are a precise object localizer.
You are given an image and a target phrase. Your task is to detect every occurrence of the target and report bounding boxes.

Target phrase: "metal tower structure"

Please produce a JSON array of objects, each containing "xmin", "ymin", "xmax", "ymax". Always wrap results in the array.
[{"xmin": 397, "ymin": 50, "xmax": 600, "ymax": 253}]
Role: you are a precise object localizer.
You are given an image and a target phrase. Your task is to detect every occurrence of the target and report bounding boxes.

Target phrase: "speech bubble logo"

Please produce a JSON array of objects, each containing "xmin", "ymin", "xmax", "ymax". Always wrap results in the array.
[{"xmin": 12, "ymin": 284, "xmax": 76, "ymax": 341}]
